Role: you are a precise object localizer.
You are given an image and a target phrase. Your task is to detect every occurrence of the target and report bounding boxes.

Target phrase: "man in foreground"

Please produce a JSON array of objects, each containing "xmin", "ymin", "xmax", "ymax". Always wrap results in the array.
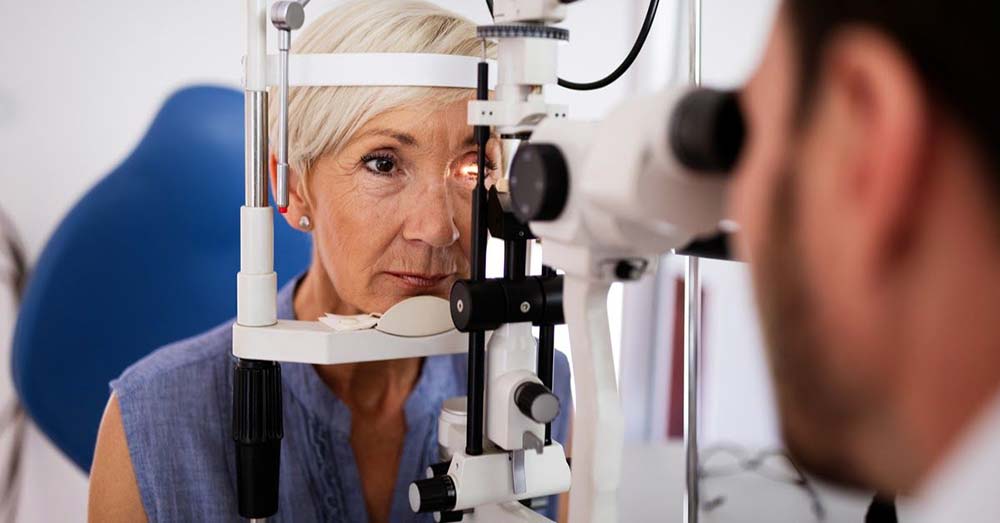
[{"xmin": 732, "ymin": 1, "xmax": 1000, "ymax": 521}]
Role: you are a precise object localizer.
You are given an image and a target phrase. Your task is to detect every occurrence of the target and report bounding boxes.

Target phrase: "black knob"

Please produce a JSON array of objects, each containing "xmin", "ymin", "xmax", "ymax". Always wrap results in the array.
[
  {"xmin": 510, "ymin": 143, "xmax": 570, "ymax": 223},
  {"xmin": 410, "ymin": 476, "xmax": 457, "ymax": 514},
  {"xmin": 450, "ymin": 279, "xmax": 507, "ymax": 332},
  {"xmin": 515, "ymin": 381, "xmax": 561, "ymax": 424},
  {"xmin": 669, "ymin": 89, "xmax": 746, "ymax": 173}
]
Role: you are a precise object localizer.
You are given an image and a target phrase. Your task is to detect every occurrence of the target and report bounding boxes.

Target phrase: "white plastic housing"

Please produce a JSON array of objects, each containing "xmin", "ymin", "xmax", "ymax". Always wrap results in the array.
[
  {"xmin": 561, "ymin": 277, "xmax": 623, "ymax": 523},
  {"xmin": 447, "ymin": 444, "xmax": 571, "ymax": 511},
  {"xmin": 528, "ymin": 86, "xmax": 728, "ymax": 280},
  {"xmin": 487, "ymin": 323, "xmax": 546, "ymax": 451},
  {"xmin": 438, "ymin": 397, "xmax": 468, "ymax": 459},
  {"xmin": 237, "ymin": 206, "xmax": 277, "ymax": 326},
  {"xmin": 497, "ymin": 38, "xmax": 559, "ymax": 90},
  {"xmin": 492, "ymin": 0, "xmax": 568, "ymax": 23},
  {"xmin": 468, "ymin": 28, "xmax": 566, "ymax": 135},
  {"xmin": 473, "ymin": 502, "xmax": 554, "ymax": 523}
]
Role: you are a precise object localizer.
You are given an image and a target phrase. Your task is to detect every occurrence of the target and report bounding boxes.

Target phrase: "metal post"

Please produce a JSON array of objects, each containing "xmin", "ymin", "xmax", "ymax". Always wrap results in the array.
[{"xmin": 683, "ymin": 1, "xmax": 703, "ymax": 523}]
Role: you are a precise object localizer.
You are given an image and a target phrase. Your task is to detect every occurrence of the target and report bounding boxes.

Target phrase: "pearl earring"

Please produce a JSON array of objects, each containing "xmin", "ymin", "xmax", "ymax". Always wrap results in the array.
[{"xmin": 298, "ymin": 215, "xmax": 312, "ymax": 230}]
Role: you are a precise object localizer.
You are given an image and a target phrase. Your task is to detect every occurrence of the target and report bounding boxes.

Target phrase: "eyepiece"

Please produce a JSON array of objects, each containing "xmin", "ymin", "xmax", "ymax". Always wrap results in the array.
[{"xmin": 670, "ymin": 89, "xmax": 746, "ymax": 173}]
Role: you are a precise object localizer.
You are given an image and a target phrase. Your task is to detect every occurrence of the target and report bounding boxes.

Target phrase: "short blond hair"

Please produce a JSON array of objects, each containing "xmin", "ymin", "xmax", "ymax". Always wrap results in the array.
[{"xmin": 268, "ymin": 0, "xmax": 495, "ymax": 201}]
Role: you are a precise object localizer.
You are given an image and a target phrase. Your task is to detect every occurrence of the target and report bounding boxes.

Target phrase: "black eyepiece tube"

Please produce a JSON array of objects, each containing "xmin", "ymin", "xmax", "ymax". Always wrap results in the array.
[
  {"xmin": 670, "ymin": 89, "xmax": 746, "ymax": 173},
  {"xmin": 233, "ymin": 358, "xmax": 283, "ymax": 519},
  {"xmin": 465, "ymin": 59, "xmax": 491, "ymax": 457}
]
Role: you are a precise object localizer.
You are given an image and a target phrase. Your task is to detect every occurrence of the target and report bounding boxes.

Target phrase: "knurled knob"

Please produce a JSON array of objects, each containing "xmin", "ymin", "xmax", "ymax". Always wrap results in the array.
[
  {"xmin": 409, "ymin": 476, "xmax": 457, "ymax": 514},
  {"xmin": 514, "ymin": 381, "xmax": 561, "ymax": 424}
]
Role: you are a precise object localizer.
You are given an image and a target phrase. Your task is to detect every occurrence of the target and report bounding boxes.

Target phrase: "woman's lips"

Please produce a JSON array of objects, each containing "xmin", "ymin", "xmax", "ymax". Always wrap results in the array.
[{"xmin": 385, "ymin": 272, "xmax": 454, "ymax": 290}]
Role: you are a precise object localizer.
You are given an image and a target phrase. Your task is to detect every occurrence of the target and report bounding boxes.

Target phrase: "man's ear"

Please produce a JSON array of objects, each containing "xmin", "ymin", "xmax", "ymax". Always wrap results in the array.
[
  {"xmin": 269, "ymin": 153, "xmax": 311, "ymax": 231},
  {"xmin": 825, "ymin": 28, "xmax": 929, "ymax": 277}
]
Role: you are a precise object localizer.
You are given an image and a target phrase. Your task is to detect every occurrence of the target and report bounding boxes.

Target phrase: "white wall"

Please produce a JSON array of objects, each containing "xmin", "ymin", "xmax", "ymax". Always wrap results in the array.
[
  {"xmin": 697, "ymin": 0, "xmax": 782, "ymax": 448},
  {"xmin": 617, "ymin": 0, "xmax": 783, "ymax": 450}
]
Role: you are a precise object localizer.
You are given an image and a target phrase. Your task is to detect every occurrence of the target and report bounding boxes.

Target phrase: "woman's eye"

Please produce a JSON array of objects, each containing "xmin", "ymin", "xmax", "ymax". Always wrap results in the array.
[
  {"xmin": 459, "ymin": 158, "xmax": 498, "ymax": 178},
  {"xmin": 362, "ymin": 155, "xmax": 397, "ymax": 176}
]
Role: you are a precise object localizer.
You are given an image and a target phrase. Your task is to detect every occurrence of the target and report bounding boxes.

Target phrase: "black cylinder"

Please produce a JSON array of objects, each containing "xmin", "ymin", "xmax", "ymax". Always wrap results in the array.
[
  {"xmin": 450, "ymin": 276, "xmax": 564, "ymax": 332},
  {"xmin": 515, "ymin": 381, "xmax": 561, "ymax": 424},
  {"xmin": 670, "ymin": 89, "xmax": 745, "ymax": 173},
  {"xmin": 233, "ymin": 359, "xmax": 283, "ymax": 519},
  {"xmin": 410, "ymin": 476, "xmax": 458, "ymax": 513}
]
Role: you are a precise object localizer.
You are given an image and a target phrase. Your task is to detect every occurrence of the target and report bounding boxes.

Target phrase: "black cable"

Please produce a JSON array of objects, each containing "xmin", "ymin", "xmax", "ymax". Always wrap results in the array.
[
  {"xmin": 557, "ymin": 0, "xmax": 660, "ymax": 91},
  {"xmin": 485, "ymin": 0, "xmax": 493, "ymax": 18}
]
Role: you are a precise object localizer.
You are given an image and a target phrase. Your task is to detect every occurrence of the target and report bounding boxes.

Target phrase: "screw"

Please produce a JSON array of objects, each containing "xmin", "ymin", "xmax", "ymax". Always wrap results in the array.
[
  {"xmin": 520, "ymin": 302, "xmax": 531, "ymax": 313},
  {"xmin": 456, "ymin": 300, "xmax": 465, "ymax": 313}
]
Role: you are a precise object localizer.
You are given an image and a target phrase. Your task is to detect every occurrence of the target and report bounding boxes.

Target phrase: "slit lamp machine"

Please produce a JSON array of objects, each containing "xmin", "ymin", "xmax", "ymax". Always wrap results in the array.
[{"xmin": 233, "ymin": 0, "xmax": 745, "ymax": 522}]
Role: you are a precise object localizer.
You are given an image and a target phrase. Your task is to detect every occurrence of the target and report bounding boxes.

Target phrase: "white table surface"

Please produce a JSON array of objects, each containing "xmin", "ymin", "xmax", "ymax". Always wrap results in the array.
[{"xmin": 619, "ymin": 442, "xmax": 874, "ymax": 523}]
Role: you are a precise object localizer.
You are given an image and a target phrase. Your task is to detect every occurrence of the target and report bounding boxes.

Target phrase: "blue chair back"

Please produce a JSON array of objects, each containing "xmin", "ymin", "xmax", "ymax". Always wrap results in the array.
[{"xmin": 11, "ymin": 85, "xmax": 311, "ymax": 471}]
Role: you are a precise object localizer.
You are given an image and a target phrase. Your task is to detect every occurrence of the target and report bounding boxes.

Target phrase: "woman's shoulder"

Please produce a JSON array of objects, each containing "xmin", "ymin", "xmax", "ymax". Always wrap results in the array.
[
  {"xmin": 110, "ymin": 319, "xmax": 235, "ymax": 458},
  {"xmin": 109, "ymin": 320, "xmax": 238, "ymax": 520},
  {"xmin": 112, "ymin": 319, "xmax": 233, "ymax": 396}
]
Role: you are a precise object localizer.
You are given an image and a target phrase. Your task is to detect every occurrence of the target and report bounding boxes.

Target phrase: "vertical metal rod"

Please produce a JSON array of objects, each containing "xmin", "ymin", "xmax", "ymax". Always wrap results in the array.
[
  {"xmin": 684, "ymin": 1, "xmax": 703, "ymax": 523},
  {"xmin": 275, "ymin": 30, "xmax": 291, "ymax": 211},
  {"xmin": 465, "ymin": 49, "xmax": 491, "ymax": 457},
  {"xmin": 245, "ymin": 91, "xmax": 269, "ymax": 208},
  {"xmin": 539, "ymin": 264, "xmax": 557, "ymax": 445},
  {"xmin": 504, "ymin": 239, "xmax": 528, "ymax": 280}
]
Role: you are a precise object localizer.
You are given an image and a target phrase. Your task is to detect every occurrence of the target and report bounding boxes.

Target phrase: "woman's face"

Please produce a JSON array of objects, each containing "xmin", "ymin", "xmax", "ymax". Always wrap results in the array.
[{"xmin": 300, "ymin": 98, "xmax": 498, "ymax": 314}]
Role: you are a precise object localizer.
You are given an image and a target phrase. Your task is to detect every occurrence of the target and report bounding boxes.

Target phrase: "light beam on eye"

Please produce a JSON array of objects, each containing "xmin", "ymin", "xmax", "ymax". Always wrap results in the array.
[{"xmin": 460, "ymin": 164, "xmax": 479, "ymax": 177}]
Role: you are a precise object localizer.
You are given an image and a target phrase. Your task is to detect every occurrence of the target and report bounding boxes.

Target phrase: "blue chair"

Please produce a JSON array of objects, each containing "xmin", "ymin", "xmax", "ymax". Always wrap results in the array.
[{"xmin": 11, "ymin": 86, "xmax": 311, "ymax": 471}]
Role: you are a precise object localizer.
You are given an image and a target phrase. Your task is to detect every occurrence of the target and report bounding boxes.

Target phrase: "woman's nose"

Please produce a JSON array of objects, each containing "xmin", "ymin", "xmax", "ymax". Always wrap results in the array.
[{"xmin": 402, "ymin": 182, "xmax": 460, "ymax": 248}]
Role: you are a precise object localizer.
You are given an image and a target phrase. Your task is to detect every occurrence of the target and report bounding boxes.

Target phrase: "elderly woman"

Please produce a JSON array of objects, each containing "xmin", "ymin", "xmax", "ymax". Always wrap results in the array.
[{"xmin": 86, "ymin": 1, "xmax": 572, "ymax": 522}]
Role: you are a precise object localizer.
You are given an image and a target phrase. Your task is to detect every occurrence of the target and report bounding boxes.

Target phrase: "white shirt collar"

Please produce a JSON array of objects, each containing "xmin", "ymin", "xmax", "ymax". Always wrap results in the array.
[{"xmin": 899, "ymin": 389, "xmax": 1000, "ymax": 523}]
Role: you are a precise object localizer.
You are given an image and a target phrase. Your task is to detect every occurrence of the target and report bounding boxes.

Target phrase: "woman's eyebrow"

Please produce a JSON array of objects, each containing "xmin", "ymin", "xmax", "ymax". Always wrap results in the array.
[
  {"xmin": 461, "ymin": 132, "xmax": 501, "ymax": 147},
  {"xmin": 354, "ymin": 128, "xmax": 418, "ymax": 146}
]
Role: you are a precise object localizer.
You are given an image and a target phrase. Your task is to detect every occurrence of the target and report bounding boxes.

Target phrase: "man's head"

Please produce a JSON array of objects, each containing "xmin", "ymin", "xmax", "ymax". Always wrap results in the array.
[{"xmin": 731, "ymin": 1, "xmax": 1000, "ymax": 493}]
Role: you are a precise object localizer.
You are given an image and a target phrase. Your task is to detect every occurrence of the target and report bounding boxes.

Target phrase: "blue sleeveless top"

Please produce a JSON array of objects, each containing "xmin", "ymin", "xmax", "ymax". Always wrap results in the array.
[{"xmin": 111, "ymin": 275, "xmax": 573, "ymax": 522}]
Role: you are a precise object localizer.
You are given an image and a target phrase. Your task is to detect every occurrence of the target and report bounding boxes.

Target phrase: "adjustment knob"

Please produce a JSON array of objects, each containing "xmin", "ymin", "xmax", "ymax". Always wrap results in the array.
[
  {"xmin": 669, "ymin": 89, "xmax": 746, "ymax": 173},
  {"xmin": 510, "ymin": 144, "xmax": 570, "ymax": 223},
  {"xmin": 514, "ymin": 381, "xmax": 561, "ymax": 424},
  {"xmin": 409, "ymin": 476, "xmax": 457, "ymax": 514}
]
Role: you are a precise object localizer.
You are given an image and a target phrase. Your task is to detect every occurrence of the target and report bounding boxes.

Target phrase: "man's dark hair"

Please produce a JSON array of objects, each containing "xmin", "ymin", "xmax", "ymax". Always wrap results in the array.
[{"xmin": 785, "ymin": 1, "xmax": 1000, "ymax": 174}]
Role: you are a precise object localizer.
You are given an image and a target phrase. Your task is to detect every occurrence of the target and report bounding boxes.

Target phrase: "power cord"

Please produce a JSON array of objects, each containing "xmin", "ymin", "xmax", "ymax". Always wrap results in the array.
[
  {"xmin": 482, "ymin": 0, "xmax": 661, "ymax": 91},
  {"xmin": 558, "ymin": 0, "xmax": 660, "ymax": 91}
]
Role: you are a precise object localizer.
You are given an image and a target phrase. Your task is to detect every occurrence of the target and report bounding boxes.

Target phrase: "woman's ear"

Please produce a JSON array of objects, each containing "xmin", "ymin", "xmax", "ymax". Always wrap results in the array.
[{"xmin": 269, "ymin": 153, "xmax": 311, "ymax": 232}]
